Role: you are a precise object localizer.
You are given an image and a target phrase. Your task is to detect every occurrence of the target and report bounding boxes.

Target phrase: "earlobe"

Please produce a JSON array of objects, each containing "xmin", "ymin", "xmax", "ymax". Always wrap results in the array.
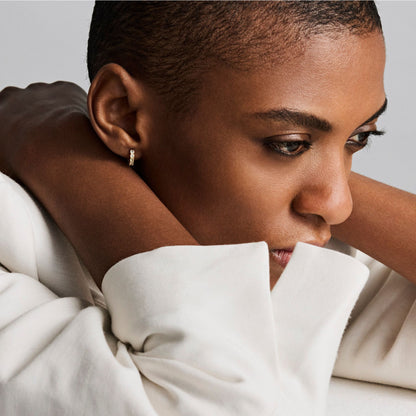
[{"xmin": 87, "ymin": 63, "xmax": 148, "ymax": 161}]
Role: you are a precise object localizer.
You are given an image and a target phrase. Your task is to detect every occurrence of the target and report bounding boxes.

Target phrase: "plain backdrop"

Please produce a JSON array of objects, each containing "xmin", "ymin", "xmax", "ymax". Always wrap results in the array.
[{"xmin": 0, "ymin": 1, "xmax": 415, "ymax": 193}]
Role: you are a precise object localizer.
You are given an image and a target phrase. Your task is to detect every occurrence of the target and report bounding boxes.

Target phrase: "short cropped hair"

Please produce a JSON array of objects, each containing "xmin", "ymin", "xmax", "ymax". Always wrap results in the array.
[{"xmin": 87, "ymin": 1, "xmax": 382, "ymax": 113}]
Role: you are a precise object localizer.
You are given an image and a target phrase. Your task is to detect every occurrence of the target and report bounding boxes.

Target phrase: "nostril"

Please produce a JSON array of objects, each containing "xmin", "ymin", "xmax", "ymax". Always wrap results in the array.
[{"xmin": 292, "ymin": 174, "xmax": 353, "ymax": 225}]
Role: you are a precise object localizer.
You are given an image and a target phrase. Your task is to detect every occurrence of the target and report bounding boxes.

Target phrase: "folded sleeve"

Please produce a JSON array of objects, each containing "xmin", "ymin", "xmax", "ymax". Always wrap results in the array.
[
  {"xmin": 0, "ymin": 239, "xmax": 372, "ymax": 416},
  {"xmin": 333, "ymin": 250, "xmax": 416, "ymax": 390},
  {"xmin": 102, "ymin": 243, "xmax": 282, "ymax": 415},
  {"xmin": 0, "ymin": 242, "xmax": 283, "ymax": 416},
  {"xmin": 270, "ymin": 243, "xmax": 369, "ymax": 415},
  {"xmin": 102, "ymin": 243, "xmax": 370, "ymax": 416}
]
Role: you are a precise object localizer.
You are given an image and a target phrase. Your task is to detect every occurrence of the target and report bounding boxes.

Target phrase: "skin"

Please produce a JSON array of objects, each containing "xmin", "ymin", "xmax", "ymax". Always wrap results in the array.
[
  {"xmin": 332, "ymin": 172, "xmax": 416, "ymax": 282},
  {"xmin": 122, "ymin": 32, "xmax": 387, "ymax": 287},
  {"xmin": 2, "ymin": 30, "xmax": 414, "ymax": 289}
]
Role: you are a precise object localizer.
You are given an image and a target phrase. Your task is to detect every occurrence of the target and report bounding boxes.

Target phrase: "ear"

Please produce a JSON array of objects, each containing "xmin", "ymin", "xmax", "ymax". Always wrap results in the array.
[{"xmin": 87, "ymin": 63, "xmax": 150, "ymax": 162}]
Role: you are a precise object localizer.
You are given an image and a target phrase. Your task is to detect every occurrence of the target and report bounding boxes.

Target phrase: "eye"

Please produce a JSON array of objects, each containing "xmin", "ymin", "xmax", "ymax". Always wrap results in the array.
[
  {"xmin": 264, "ymin": 137, "xmax": 311, "ymax": 157},
  {"xmin": 347, "ymin": 131, "xmax": 371, "ymax": 147},
  {"xmin": 346, "ymin": 130, "xmax": 384, "ymax": 151}
]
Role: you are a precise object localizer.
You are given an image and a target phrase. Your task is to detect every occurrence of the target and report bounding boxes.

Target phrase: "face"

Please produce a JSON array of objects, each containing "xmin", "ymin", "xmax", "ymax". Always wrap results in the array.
[{"xmin": 138, "ymin": 32, "xmax": 386, "ymax": 288}]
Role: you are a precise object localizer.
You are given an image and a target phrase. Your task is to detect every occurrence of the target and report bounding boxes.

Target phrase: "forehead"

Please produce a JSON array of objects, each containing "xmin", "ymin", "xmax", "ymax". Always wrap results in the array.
[{"xmin": 194, "ymin": 32, "xmax": 386, "ymax": 130}]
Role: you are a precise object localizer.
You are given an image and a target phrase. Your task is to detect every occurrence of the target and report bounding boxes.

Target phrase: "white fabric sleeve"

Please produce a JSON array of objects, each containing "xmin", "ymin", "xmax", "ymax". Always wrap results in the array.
[
  {"xmin": 0, "ymin": 243, "xmax": 369, "ymax": 416},
  {"xmin": 0, "ymin": 242, "xmax": 281, "ymax": 416},
  {"xmin": 270, "ymin": 243, "xmax": 368, "ymax": 415},
  {"xmin": 102, "ymin": 243, "xmax": 281, "ymax": 415},
  {"xmin": 102, "ymin": 242, "xmax": 369, "ymax": 416},
  {"xmin": 333, "ymin": 249, "xmax": 416, "ymax": 390},
  {"xmin": 0, "ymin": 172, "xmax": 100, "ymax": 304}
]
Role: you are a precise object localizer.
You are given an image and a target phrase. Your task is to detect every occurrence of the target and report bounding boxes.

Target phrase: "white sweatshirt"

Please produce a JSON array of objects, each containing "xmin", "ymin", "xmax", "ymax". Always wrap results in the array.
[{"xmin": 0, "ymin": 172, "xmax": 414, "ymax": 415}]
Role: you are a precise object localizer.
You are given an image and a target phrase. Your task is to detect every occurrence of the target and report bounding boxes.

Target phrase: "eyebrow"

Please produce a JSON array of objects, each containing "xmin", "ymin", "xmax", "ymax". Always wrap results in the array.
[
  {"xmin": 253, "ymin": 108, "xmax": 332, "ymax": 132},
  {"xmin": 251, "ymin": 98, "xmax": 388, "ymax": 132}
]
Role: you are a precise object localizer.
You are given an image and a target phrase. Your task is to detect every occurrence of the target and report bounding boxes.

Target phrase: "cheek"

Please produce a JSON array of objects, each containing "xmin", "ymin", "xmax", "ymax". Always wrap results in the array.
[
  {"xmin": 141, "ymin": 125, "xmax": 302, "ymax": 243},
  {"xmin": 182, "ymin": 147, "xmax": 301, "ymax": 241}
]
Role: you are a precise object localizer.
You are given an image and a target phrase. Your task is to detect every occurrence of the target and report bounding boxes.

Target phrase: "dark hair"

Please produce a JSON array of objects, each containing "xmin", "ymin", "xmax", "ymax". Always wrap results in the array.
[{"xmin": 87, "ymin": 1, "xmax": 382, "ymax": 112}]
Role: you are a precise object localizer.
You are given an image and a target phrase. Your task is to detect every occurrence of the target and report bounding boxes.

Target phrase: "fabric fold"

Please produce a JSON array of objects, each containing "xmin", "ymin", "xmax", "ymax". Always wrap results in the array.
[
  {"xmin": 103, "ymin": 243, "xmax": 280, "ymax": 415},
  {"xmin": 271, "ymin": 242, "xmax": 369, "ymax": 415}
]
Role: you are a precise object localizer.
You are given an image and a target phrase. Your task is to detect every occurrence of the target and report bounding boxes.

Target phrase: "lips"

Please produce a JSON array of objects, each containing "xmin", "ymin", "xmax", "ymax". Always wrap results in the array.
[
  {"xmin": 269, "ymin": 239, "xmax": 329, "ymax": 269},
  {"xmin": 270, "ymin": 248, "xmax": 293, "ymax": 268}
]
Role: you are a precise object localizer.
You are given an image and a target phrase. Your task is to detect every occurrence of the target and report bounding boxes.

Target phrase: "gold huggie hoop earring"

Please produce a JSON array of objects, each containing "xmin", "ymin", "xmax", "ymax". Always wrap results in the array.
[{"xmin": 129, "ymin": 149, "xmax": 135, "ymax": 167}]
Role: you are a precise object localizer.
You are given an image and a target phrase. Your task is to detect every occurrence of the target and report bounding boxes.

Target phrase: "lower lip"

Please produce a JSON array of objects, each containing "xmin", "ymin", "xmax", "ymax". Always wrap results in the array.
[{"xmin": 270, "ymin": 249, "xmax": 293, "ymax": 268}]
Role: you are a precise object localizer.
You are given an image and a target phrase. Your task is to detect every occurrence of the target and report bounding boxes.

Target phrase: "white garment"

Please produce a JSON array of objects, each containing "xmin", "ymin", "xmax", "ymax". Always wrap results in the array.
[{"xmin": 0, "ymin": 172, "xmax": 414, "ymax": 415}]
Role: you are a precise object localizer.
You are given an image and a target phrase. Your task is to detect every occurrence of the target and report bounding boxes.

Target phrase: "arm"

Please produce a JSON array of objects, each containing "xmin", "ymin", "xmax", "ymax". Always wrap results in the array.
[
  {"xmin": 332, "ymin": 172, "xmax": 416, "ymax": 283},
  {"xmin": 0, "ymin": 82, "xmax": 196, "ymax": 287},
  {"xmin": 20, "ymin": 112, "xmax": 197, "ymax": 286},
  {"xmin": 331, "ymin": 174, "xmax": 416, "ymax": 388}
]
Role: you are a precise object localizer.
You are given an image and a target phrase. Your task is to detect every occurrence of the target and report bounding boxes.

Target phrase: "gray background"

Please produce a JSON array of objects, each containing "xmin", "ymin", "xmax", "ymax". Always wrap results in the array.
[{"xmin": 0, "ymin": 1, "xmax": 415, "ymax": 193}]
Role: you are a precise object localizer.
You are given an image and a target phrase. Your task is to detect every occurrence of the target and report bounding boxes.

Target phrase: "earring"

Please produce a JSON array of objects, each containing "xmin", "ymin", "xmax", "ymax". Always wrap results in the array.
[{"xmin": 128, "ymin": 149, "xmax": 135, "ymax": 167}]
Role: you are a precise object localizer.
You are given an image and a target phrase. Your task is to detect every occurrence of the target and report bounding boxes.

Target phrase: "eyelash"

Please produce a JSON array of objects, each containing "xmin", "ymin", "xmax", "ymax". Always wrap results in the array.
[{"xmin": 264, "ymin": 130, "xmax": 384, "ymax": 158}]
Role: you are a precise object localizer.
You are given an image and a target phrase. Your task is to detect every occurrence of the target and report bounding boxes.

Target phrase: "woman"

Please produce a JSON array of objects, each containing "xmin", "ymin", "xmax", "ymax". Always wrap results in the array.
[{"xmin": 0, "ymin": 2, "xmax": 415, "ymax": 415}]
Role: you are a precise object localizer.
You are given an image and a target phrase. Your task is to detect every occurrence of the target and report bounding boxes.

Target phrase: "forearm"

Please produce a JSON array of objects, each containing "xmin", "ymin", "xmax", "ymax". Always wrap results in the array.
[
  {"xmin": 18, "ymin": 113, "xmax": 197, "ymax": 286},
  {"xmin": 332, "ymin": 172, "xmax": 416, "ymax": 282}
]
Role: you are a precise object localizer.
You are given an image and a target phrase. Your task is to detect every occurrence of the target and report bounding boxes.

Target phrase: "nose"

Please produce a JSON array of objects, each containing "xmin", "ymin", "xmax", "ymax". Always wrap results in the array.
[{"xmin": 292, "ymin": 158, "xmax": 353, "ymax": 226}]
